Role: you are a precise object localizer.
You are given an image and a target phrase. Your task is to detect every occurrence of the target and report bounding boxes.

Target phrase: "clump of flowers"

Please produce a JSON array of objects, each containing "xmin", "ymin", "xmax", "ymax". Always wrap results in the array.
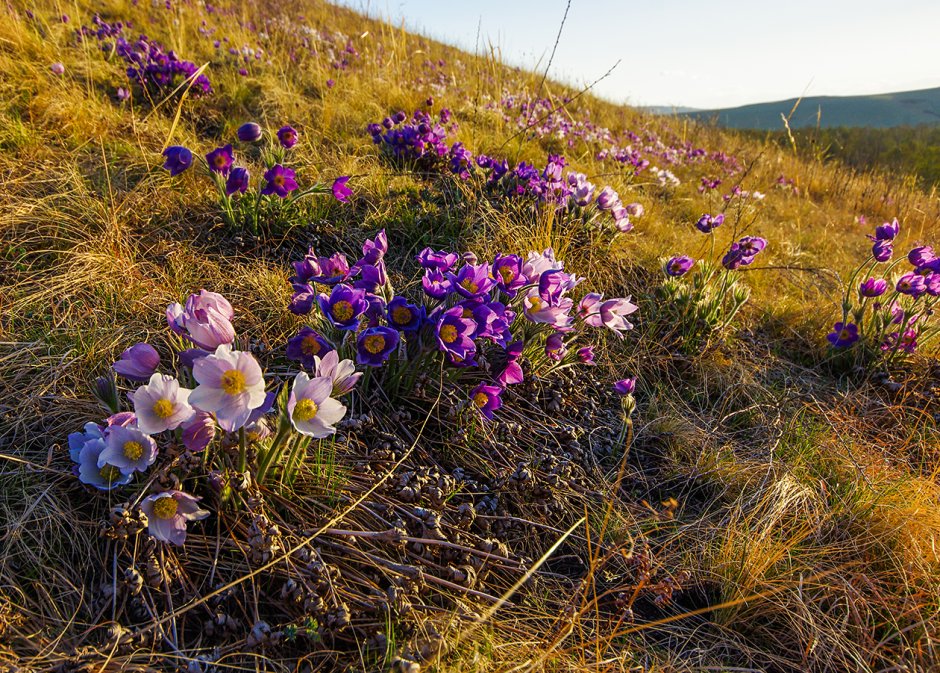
[
  {"xmin": 78, "ymin": 16, "xmax": 212, "ymax": 100},
  {"xmin": 652, "ymin": 213, "xmax": 767, "ymax": 352},
  {"xmin": 161, "ymin": 122, "xmax": 350, "ymax": 232},
  {"xmin": 826, "ymin": 219, "xmax": 938, "ymax": 366},
  {"xmin": 66, "ymin": 289, "xmax": 364, "ymax": 546},
  {"xmin": 288, "ymin": 230, "xmax": 638, "ymax": 416}
]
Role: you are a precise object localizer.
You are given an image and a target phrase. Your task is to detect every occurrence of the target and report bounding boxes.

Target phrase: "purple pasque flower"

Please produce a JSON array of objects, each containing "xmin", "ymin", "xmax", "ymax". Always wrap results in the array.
[
  {"xmin": 77, "ymin": 438, "xmax": 132, "ymax": 490},
  {"xmin": 317, "ymin": 283, "xmax": 369, "ymax": 330},
  {"xmin": 872, "ymin": 239, "xmax": 893, "ymax": 262},
  {"xmin": 539, "ymin": 269, "xmax": 582, "ymax": 303},
  {"xmin": 581, "ymin": 295, "xmax": 638, "ymax": 338},
  {"xmin": 881, "ymin": 329, "xmax": 918, "ymax": 354},
  {"xmin": 625, "ymin": 202, "xmax": 644, "ymax": 218},
  {"xmin": 387, "ymin": 296, "xmax": 424, "ymax": 331},
  {"xmin": 435, "ymin": 306, "xmax": 477, "ymax": 362},
  {"xmin": 421, "ymin": 268, "xmax": 452, "ymax": 299},
  {"xmin": 130, "ymin": 373, "xmax": 194, "ymax": 435},
  {"xmin": 277, "ymin": 125, "xmax": 299, "ymax": 148},
  {"xmin": 567, "ymin": 172, "xmax": 595, "ymax": 206},
  {"xmin": 595, "ymin": 186, "xmax": 620, "ymax": 211},
  {"xmin": 359, "ymin": 229, "xmax": 388, "ymax": 266},
  {"xmin": 695, "ymin": 213, "xmax": 724, "ymax": 233},
  {"xmin": 181, "ymin": 411, "xmax": 215, "ymax": 452},
  {"xmin": 313, "ymin": 350, "xmax": 361, "ymax": 396},
  {"xmin": 859, "ymin": 277, "xmax": 888, "ymax": 298},
  {"xmin": 896, "ymin": 273, "xmax": 927, "ymax": 297},
  {"xmin": 332, "ymin": 176, "xmax": 352, "ymax": 202},
  {"xmin": 225, "ymin": 166, "xmax": 250, "ymax": 195},
  {"xmin": 613, "ymin": 377, "xmax": 636, "ymax": 396},
  {"xmin": 522, "ymin": 248, "xmax": 564, "ymax": 283},
  {"xmin": 286, "ymin": 327, "xmax": 334, "ymax": 370},
  {"xmin": 353, "ymin": 263, "xmax": 388, "ymax": 293},
  {"xmin": 356, "ymin": 326, "xmax": 400, "ymax": 367},
  {"xmin": 112, "ymin": 343, "xmax": 160, "ymax": 381},
  {"xmin": 665, "ymin": 255, "xmax": 695, "ymax": 277},
  {"xmin": 450, "ymin": 263, "xmax": 496, "ymax": 299},
  {"xmin": 189, "ymin": 345, "xmax": 268, "ymax": 433},
  {"xmin": 236, "ymin": 121, "xmax": 262, "ymax": 142},
  {"xmin": 577, "ymin": 345, "xmax": 595, "ymax": 364},
  {"xmin": 167, "ymin": 290, "xmax": 236, "ymax": 351},
  {"xmin": 162, "ymin": 146, "xmax": 193, "ymax": 176},
  {"xmin": 140, "ymin": 491, "xmax": 209, "ymax": 545},
  {"xmin": 612, "ymin": 206, "xmax": 632, "ymax": 232},
  {"xmin": 288, "ymin": 283, "xmax": 317, "ymax": 316},
  {"xmin": 492, "ymin": 254, "xmax": 525, "ymax": 297},
  {"xmin": 522, "ymin": 289, "xmax": 574, "ymax": 330},
  {"xmin": 826, "ymin": 322, "xmax": 859, "ymax": 348},
  {"xmin": 545, "ymin": 333, "xmax": 567, "ymax": 361},
  {"xmin": 261, "ymin": 164, "xmax": 298, "ymax": 198},
  {"xmin": 722, "ymin": 236, "xmax": 767, "ymax": 270},
  {"xmin": 469, "ymin": 384, "xmax": 502, "ymax": 421},
  {"xmin": 50, "ymin": 62, "xmax": 65, "ymax": 75},
  {"xmin": 874, "ymin": 218, "xmax": 900, "ymax": 241},
  {"xmin": 287, "ymin": 372, "xmax": 347, "ymax": 437},
  {"xmin": 68, "ymin": 422, "xmax": 105, "ymax": 464},
  {"xmin": 98, "ymin": 424, "xmax": 157, "ymax": 475},
  {"xmin": 909, "ymin": 245, "xmax": 936, "ymax": 269},
  {"xmin": 925, "ymin": 272, "xmax": 940, "ymax": 296},
  {"xmin": 496, "ymin": 341, "xmax": 524, "ymax": 387},
  {"xmin": 471, "ymin": 300, "xmax": 513, "ymax": 346},
  {"xmin": 307, "ymin": 252, "xmax": 351, "ymax": 285},
  {"xmin": 416, "ymin": 247, "xmax": 459, "ymax": 272},
  {"xmin": 205, "ymin": 144, "xmax": 234, "ymax": 175}
]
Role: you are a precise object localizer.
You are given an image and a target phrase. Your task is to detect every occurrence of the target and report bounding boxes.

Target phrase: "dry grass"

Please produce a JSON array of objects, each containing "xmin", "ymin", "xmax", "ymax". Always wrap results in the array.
[{"xmin": 0, "ymin": 0, "xmax": 939, "ymax": 671}]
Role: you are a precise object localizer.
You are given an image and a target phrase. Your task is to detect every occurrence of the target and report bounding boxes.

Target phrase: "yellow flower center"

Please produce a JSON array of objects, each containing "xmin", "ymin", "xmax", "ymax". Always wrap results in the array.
[
  {"xmin": 99, "ymin": 464, "xmax": 122, "ymax": 482},
  {"xmin": 460, "ymin": 279, "xmax": 479, "ymax": 293},
  {"xmin": 215, "ymin": 155, "xmax": 227, "ymax": 168},
  {"xmin": 839, "ymin": 330, "xmax": 851, "ymax": 340},
  {"xmin": 123, "ymin": 441, "xmax": 144, "ymax": 461},
  {"xmin": 152, "ymin": 398, "xmax": 174, "ymax": 419},
  {"xmin": 439, "ymin": 324, "xmax": 458, "ymax": 344},
  {"xmin": 391, "ymin": 306, "xmax": 413, "ymax": 325},
  {"xmin": 462, "ymin": 307, "xmax": 473, "ymax": 318},
  {"xmin": 529, "ymin": 296, "xmax": 542, "ymax": 311},
  {"xmin": 473, "ymin": 392, "xmax": 489, "ymax": 408},
  {"xmin": 220, "ymin": 369, "xmax": 247, "ymax": 395},
  {"xmin": 293, "ymin": 398, "xmax": 319, "ymax": 422},
  {"xmin": 498, "ymin": 266, "xmax": 514, "ymax": 284},
  {"xmin": 363, "ymin": 334, "xmax": 386, "ymax": 354},
  {"xmin": 332, "ymin": 300, "xmax": 354, "ymax": 322},
  {"xmin": 300, "ymin": 335, "xmax": 322, "ymax": 356},
  {"xmin": 273, "ymin": 175, "xmax": 285, "ymax": 187},
  {"xmin": 152, "ymin": 496, "xmax": 179, "ymax": 520}
]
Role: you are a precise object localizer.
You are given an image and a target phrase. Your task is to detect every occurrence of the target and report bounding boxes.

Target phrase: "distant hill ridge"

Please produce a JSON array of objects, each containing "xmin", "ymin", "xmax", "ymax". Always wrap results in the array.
[{"xmin": 671, "ymin": 86, "xmax": 940, "ymax": 130}]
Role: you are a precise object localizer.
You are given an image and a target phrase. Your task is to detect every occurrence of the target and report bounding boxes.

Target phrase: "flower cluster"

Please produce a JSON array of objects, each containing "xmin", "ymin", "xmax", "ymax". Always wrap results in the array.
[
  {"xmin": 288, "ymin": 231, "xmax": 638, "ymax": 419},
  {"xmin": 161, "ymin": 122, "xmax": 350, "ymax": 231},
  {"xmin": 67, "ymin": 290, "xmax": 363, "ymax": 545},
  {"xmin": 827, "ymin": 219, "xmax": 938, "ymax": 364},
  {"xmin": 78, "ymin": 16, "xmax": 211, "ymax": 99},
  {"xmin": 368, "ymin": 110, "xmax": 642, "ymax": 234},
  {"xmin": 653, "ymin": 213, "xmax": 768, "ymax": 352}
]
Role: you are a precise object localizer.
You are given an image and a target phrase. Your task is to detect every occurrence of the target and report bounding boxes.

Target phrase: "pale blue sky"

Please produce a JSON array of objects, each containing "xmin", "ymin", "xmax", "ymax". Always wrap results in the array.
[{"xmin": 335, "ymin": 0, "xmax": 940, "ymax": 109}]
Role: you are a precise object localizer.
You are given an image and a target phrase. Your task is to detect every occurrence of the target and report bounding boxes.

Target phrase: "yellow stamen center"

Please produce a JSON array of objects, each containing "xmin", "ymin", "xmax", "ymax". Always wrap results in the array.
[
  {"xmin": 460, "ymin": 279, "xmax": 479, "ymax": 293},
  {"xmin": 220, "ymin": 369, "xmax": 246, "ymax": 395},
  {"xmin": 273, "ymin": 175, "xmax": 285, "ymax": 187},
  {"xmin": 123, "ymin": 441, "xmax": 144, "ymax": 461},
  {"xmin": 152, "ymin": 398, "xmax": 174, "ymax": 419},
  {"xmin": 839, "ymin": 330, "xmax": 851, "ymax": 340},
  {"xmin": 473, "ymin": 392, "xmax": 489, "ymax": 408},
  {"xmin": 300, "ymin": 335, "xmax": 322, "ymax": 356},
  {"xmin": 529, "ymin": 296, "xmax": 542, "ymax": 311},
  {"xmin": 99, "ymin": 464, "xmax": 122, "ymax": 482},
  {"xmin": 498, "ymin": 266, "xmax": 514, "ymax": 284},
  {"xmin": 332, "ymin": 300, "xmax": 354, "ymax": 322},
  {"xmin": 363, "ymin": 334, "xmax": 386, "ymax": 354},
  {"xmin": 439, "ymin": 324, "xmax": 458, "ymax": 344},
  {"xmin": 152, "ymin": 496, "xmax": 178, "ymax": 520},
  {"xmin": 293, "ymin": 398, "xmax": 319, "ymax": 422},
  {"xmin": 391, "ymin": 306, "xmax": 413, "ymax": 325}
]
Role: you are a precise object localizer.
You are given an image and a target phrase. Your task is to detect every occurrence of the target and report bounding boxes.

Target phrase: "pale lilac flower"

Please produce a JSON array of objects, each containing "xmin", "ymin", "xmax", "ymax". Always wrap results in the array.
[
  {"xmin": 189, "ymin": 345, "xmax": 267, "ymax": 433},
  {"xmin": 131, "ymin": 373, "xmax": 194, "ymax": 434},
  {"xmin": 166, "ymin": 290, "xmax": 236, "ymax": 351},
  {"xmin": 98, "ymin": 425, "xmax": 157, "ymax": 475},
  {"xmin": 313, "ymin": 350, "xmax": 361, "ymax": 396},
  {"xmin": 140, "ymin": 491, "xmax": 209, "ymax": 545},
  {"xmin": 77, "ymin": 440, "xmax": 131, "ymax": 490},
  {"xmin": 112, "ymin": 343, "xmax": 160, "ymax": 381},
  {"xmin": 287, "ymin": 372, "xmax": 347, "ymax": 437},
  {"xmin": 181, "ymin": 411, "xmax": 215, "ymax": 452}
]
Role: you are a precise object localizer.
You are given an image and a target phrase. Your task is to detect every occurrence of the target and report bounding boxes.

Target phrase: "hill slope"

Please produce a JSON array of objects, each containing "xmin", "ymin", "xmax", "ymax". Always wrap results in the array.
[
  {"xmin": 0, "ymin": 2, "xmax": 939, "ymax": 673},
  {"xmin": 682, "ymin": 86, "xmax": 940, "ymax": 129}
]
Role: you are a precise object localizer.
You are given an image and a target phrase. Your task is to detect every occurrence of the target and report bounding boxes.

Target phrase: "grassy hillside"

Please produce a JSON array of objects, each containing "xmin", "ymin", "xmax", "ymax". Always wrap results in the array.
[
  {"xmin": 682, "ymin": 86, "xmax": 940, "ymax": 129},
  {"xmin": 1, "ymin": 2, "xmax": 939, "ymax": 672}
]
